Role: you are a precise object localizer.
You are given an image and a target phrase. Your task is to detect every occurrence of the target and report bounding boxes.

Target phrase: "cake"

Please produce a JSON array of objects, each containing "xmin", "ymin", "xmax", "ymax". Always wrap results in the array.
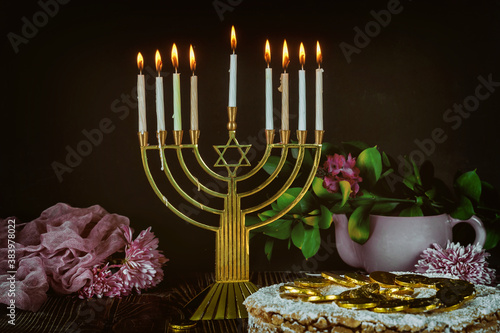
[{"xmin": 243, "ymin": 272, "xmax": 500, "ymax": 333}]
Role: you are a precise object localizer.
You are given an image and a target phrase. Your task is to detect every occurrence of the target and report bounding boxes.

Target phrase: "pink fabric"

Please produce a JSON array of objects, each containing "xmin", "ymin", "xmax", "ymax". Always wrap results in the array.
[{"xmin": 0, "ymin": 203, "xmax": 130, "ymax": 311}]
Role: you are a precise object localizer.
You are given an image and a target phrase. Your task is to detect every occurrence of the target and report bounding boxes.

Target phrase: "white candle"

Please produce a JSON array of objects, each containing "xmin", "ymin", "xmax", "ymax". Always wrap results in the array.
[
  {"xmin": 298, "ymin": 42, "xmax": 306, "ymax": 131},
  {"xmin": 280, "ymin": 73, "xmax": 289, "ymax": 131},
  {"xmin": 190, "ymin": 45, "xmax": 199, "ymax": 131},
  {"xmin": 281, "ymin": 40, "xmax": 290, "ymax": 131},
  {"xmin": 228, "ymin": 26, "xmax": 237, "ymax": 107},
  {"xmin": 137, "ymin": 52, "xmax": 147, "ymax": 133},
  {"xmin": 315, "ymin": 41, "xmax": 323, "ymax": 131},
  {"xmin": 171, "ymin": 43, "xmax": 182, "ymax": 131},
  {"xmin": 155, "ymin": 50, "xmax": 165, "ymax": 132},
  {"xmin": 265, "ymin": 40, "xmax": 273, "ymax": 130}
]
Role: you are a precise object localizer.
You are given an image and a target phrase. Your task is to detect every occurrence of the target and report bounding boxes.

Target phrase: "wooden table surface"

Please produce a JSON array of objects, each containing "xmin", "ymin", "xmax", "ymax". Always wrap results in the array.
[{"xmin": 0, "ymin": 271, "xmax": 306, "ymax": 333}]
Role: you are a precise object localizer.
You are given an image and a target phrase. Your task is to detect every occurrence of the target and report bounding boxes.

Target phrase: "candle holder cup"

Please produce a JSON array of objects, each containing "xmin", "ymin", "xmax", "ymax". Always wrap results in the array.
[{"xmin": 138, "ymin": 109, "xmax": 323, "ymax": 320}]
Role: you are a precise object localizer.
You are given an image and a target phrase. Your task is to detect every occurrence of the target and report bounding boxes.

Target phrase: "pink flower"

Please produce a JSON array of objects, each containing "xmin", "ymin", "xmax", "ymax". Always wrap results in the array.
[
  {"xmin": 116, "ymin": 225, "xmax": 169, "ymax": 293},
  {"xmin": 415, "ymin": 241, "xmax": 496, "ymax": 285},
  {"xmin": 78, "ymin": 226, "xmax": 168, "ymax": 299},
  {"xmin": 322, "ymin": 153, "xmax": 363, "ymax": 196},
  {"xmin": 78, "ymin": 264, "xmax": 126, "ymax": 299}
]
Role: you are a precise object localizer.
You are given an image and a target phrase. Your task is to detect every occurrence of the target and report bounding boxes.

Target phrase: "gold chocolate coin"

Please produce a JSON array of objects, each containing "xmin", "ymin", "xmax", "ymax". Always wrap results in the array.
[
  {"xmin": 280, "ymin": 285, "xmax": 320, "ymax": 296},
  {"xmin": 337, "ymin": 298, "xmax": 378, "ymax": 309},
  {"xmin": 280, "ymin": 292, "xmax": 309, "ymax": 300},
  {"xmin": 381, "ymin": 286, "xmax": 414, "ymax": 296},
  {"xmin": 321, "ymin": 272, "xmax": 357, "ymax": 288},
  {"xmin": 306, "ymin": 294, "xmax": 343, "ymax": 303},
  {"xmin": 369, "ymin": 271, "xmax": 397, "ymax": 288},
  {"xmin": 405, "ymin": 297, "xmax": 440, "ymax": 313},
  {"xmin": 434, "ymin": 300, "xmax": 466, "ymax": 312},
  {"xmin": 372, "ymin": 300, "xmax": 409, "ymax": 313},
  {"xmin": 344, "ymin": 272, "xmax": 371, "ymax": 285},
  {"xmin": 395, "ymin": 274, "xmax": 430, "ymax": 288},
  {"xmin": 295, "ymin": 277, "xmax": 331, "ymax": 288},
  {"xmin": 464, "ymin": 292, "xmax": 476, "ymax": 301}
]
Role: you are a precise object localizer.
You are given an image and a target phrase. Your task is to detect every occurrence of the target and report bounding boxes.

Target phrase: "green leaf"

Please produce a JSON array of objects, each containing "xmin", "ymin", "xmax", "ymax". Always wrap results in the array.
[
  {"xmin": 318, "ymin": 205, "xmax": 334, "ymax": 229},
  {"xmin": 455, "ymin": 170, "xmax": 481, "ymax": 202},
  {"xmin": 410, "ymin": 158, "xmax": 422, "ymax": 186},
  {"xmin": 403, "ymin": 174, "xmax": 417, "ymax": 191},
  {"xmin": 291, "ymin": 222, "xmax": 306, "ymax": 249},
  {"xmin": 265, "ymin": 239, "xmax": 274, "ymax": 261},
  {"xmin": 263, "ymin": 219, "xmax": 293, "ymax": 240},
  {"xmin": 245, "ymin": 215, "xmax": 261, "ymax": 227},
  {"xmin": 258, "ymin": 209, "xmax": 279, "ymax": 221},
  {"xmin": 312, "ymin": 177, "xmax": 342, "ymax": 201},
  {"xmin": 348, "ymin": 205, "xmax": 371, "ymax": 244},
  {"xmin": 357, "ymin": 147, "xmax": 382, "ymax": 186},
  {"xmin": 339, "ymin": 180, "xmax": 352, "ymax": 207},
  {"xmin": 382, "ymin": 151, "xmax": 391, "ymax": 167},
  {"xmin": 330, "ymin": 201, "xmax": 353, "ymax": 214},
  {"xmin": 302, "ymin": 215, "xmax": 320, "ymax": 227},
  {"xmin": 451, "ymin": 196, "xmax": 475, "ymax": 220},
  {"xmin": 263, "ymin": 156, "xmax": 293, "ymax": 176},
  {"xmin": 484, "ymin": 227, "xmax": 500, "ymax": 250},
  {"xmin": 309, "ymin": 209, "xmax": 321, "ymax": 215},
  {"xmin": 277, "ymin": 188, "xmax": 314, "ymax": 214},
  {"xmin": 399, "ymin": 205, "xmax": 424, "ymax": 217},
  {"xmin": 370, "ymin": 202, "xmax": 400, "ymax": 215},
  {"xmin": 302, "ymin": 227, "xmax": 321, "ymax": 259}
]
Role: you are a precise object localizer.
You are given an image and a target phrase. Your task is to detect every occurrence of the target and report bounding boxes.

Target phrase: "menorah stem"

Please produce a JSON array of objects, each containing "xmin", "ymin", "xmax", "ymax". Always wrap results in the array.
[{"xmin": 216, "ymin": 179, "xmax": 249, "ymax": 282}]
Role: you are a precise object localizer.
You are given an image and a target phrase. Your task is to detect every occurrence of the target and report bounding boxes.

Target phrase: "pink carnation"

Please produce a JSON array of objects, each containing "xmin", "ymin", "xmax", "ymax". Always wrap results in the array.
[
  {"xmin": 322, "ymin": 153, "xmax": 363, "ymax": 196},
  {"xmin": 78, "ymin": 264, "xmax": 125, "ymax": 299},
  {"xmin": 415, "ymin": 241, "xmax": 496, "ymax": 285},
  {"xmin": 78, "ymin": 225, "xmax": 168, "ymax": 298},
  {"xmin": 117, "ymin": 225, "xmax": 169, "ymax": 293}
]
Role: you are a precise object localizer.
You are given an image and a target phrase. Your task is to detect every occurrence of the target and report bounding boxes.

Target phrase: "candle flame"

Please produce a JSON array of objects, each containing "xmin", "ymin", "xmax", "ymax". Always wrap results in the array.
[
  {"xmin": 190, "ymin": 44, "xmax": 196, "ymax": 74},
  {"xmin": 137, "ymin": 52, "xmax": 144, "ymax": 72},
  {"xmin": 282, "ymin": 40, "xmax": 289, "ymax": 71},
  {"xmin": 316, "ymin": 41, "xmax": 322, "ymax": 67},
  {"xmin": 231, "ymin": 25, "xmax": 237, "ymax": 52},
  {"xmin": 299, "ymin": 42, "xmax": 305, "ymax": 69},
  {"xmin": 171, "ymin": 43, "xmax": 178, "ymax": 71},
  {"xmin": 265, "ymin": 39, "xmax": 271, "ymax": 66},
  {"xmin": 155, "ymin": 50, "xmax": 162, "ymax": 74}
]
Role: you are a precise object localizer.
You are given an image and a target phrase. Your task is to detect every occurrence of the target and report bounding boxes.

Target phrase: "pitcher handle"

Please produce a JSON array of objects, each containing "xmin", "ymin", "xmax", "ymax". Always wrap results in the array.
[{"xmin": 449, "ymin": 215, "xmax": 486, "ymax": 247}]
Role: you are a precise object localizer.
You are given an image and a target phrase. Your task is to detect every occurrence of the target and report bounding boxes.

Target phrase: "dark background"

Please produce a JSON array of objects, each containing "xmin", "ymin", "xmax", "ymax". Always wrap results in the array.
[{"xmin": 1, "ymin": 0, "xmax": 500, "ymax": 274}]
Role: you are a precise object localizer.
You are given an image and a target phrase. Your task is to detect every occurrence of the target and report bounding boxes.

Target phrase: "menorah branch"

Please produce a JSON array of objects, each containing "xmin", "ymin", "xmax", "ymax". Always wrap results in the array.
[
  {"xmin": 246, "ymin": 145, "xmax": 321, "ymax": 231},
  {"xmin": 176, "ymin": 148, "xmax": 227, "ymax": 198},
  {"xmin": 140, "ymin": 144, "xmax": 218, "ymax": 232},
  {"xmin": 243, "ymin": 146, "xmax": 306, "ymax": 215},
  {"xmin": 160, "ymin": 148, "xmax": 223, "ymax": 214}
]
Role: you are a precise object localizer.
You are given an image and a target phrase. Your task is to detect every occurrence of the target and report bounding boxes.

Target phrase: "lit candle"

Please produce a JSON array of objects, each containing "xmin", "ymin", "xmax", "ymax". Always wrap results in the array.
[
  {"xmin": 190, "ymin": 45, "xmax": 198, "ymax": 131},
  {"xmin": 265, "ymin": 39, "xmax": 273, "ymax": 130},
  {"xmin": 280, "ymin": 40, "xmax": 290, "ymax": 131},
  {"xmin": 228, "ymin": 26, "xmax": 237, "ymax": 107},
  {"xmin": 298, "ymin": 42, "xmax": 306, "ymax": 131},
  {"xmin": 155, "ymin": 50, "xmax": 166, "ymax": 132},
  {"xmin": 171, "ymin": 43, "xmax": 182, "ymax": 131},
  {"xmin": 315, "ymin": 41, "xmax": 323, "ymax": 131},
  {"xmin": 137, "ymin": 52, "xmax": 147, "ymax": 133}
]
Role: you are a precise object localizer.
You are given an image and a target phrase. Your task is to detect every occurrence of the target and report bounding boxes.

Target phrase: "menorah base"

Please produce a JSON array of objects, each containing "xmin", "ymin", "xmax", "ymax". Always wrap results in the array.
[{"xmin": 188, "ymin": 281, "xmax": 259, "ymax": 320}]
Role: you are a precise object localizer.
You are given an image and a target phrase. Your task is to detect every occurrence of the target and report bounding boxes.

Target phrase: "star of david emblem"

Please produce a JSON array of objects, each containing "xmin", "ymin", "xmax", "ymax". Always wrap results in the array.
[{"xmin": 213, "ymin": 135, "xmax": 252, "ymax": 177}]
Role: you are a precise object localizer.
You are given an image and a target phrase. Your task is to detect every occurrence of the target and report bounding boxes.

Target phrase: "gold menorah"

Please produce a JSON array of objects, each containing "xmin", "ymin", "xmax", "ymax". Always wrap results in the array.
[{"xmin": 138, "ymin": 106, "xmax": 323, "ymax": 320}]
